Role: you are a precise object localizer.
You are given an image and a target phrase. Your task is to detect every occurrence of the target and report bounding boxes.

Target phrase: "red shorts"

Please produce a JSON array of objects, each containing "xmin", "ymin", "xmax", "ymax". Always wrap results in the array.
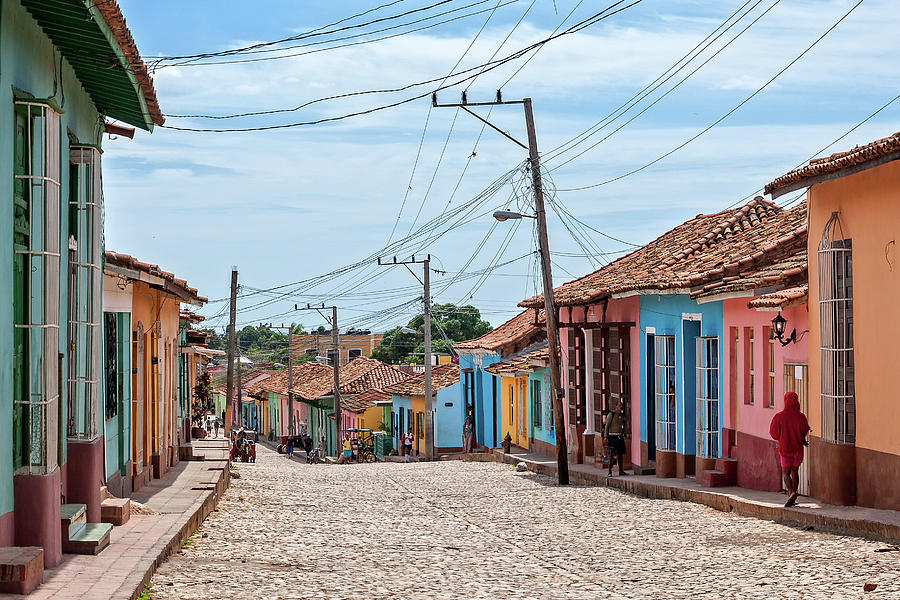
[{"xmin": 779, "ymin": 449, "xmax": 804, "ymax": 468}]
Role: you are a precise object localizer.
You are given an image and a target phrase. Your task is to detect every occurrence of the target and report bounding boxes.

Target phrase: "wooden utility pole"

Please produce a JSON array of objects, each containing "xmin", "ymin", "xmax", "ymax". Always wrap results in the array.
[
  {"xmin": 376, "ymin": 254, "xmax": 434, "ymax": 459},
  {"xmin": 331, "ymin": 305, "xmax": 341, "ymax": 458},
  {"xmin": 236, "ymin": 335, "xmax": 243, "ymax": 428},
  {"xmin": 433, "ymin": 92, "xmax": 569, "ymax": 484},
  {"xmin": 224, "ymin": 266, "xmax": 238, "ymax": 436}
]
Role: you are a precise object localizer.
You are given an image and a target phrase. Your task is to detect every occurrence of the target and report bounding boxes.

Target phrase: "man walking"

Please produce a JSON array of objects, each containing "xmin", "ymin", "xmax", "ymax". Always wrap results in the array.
[
  {"xmin": 769, "ymin": 391, "xmax": 810, "ymax": 507},
  {"xmin": 603, "ymin": 401, "xmax": 628, "ymax": 477}
]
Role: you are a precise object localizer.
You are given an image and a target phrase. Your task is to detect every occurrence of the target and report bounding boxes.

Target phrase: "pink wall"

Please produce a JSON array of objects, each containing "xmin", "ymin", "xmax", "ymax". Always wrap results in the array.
[
  {"xmin": 722, "ymin": 299, "xmax": 809, "ymax": 441},
  {"xmin": 558, "ymin": 297, "xmax": 641, "ymax": 459},
  {"xmin": 278, "ymin": 396, "xmax": 307, "ymax": 437}
]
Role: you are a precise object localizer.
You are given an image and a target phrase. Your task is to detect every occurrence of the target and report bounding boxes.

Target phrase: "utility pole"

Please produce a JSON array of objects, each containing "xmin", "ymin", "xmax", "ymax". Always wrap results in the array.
[
  {"xmin": 332, "ymin": 305, "xmax": 341, "ymax": 459},
  {"xmin": 236, "ymin": 335, "xmax": 243, "ymax": 428},
  {"xmin": 377, "ymin": 255, "xmax": 434, "ymax": 459},
  {"xmin": 434, "ymin": 92, "xmax": 569, "ymax": 484},
  {"xmin": 268, "ymin": 324, "xmax": 295, "ymax": 437},
  {"xmin": 293, "ymin": 303, "xmax": 340, "ymax": 457},
  {"xmin": 225, "ymin": 266, "xmax": 238, "ymax": 436}
]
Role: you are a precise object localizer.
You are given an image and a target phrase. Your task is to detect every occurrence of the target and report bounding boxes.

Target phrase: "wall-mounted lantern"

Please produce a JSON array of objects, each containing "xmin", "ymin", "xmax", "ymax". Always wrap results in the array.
[{"xmin": 772, "ymin": 311, "xmax": 797, "ymax": 346}]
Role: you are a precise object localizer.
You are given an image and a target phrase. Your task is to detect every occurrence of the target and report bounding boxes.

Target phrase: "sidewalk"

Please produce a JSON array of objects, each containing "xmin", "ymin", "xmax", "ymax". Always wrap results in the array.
[
  {"xmin": 0, "ymin": 439, "xmax": 230, "ymax": 600},
  {"xmin": 453, "ymin": 448, "xmax": 900, "ymax": 544}
]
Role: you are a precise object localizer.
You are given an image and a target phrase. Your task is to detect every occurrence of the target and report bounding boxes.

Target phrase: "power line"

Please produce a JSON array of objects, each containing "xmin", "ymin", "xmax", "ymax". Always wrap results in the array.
[{"xmin": 557, "ymin": 0, "xmax": 865, "ymax": 192}]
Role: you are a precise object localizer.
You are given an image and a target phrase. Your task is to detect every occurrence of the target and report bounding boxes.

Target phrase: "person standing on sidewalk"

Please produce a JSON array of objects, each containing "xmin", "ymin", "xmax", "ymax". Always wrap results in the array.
[
  {"xmin": 402, "ymin": 428, "xmax": 414, "ymax": 462},
  {"xmin": 603, "ymin": 401, "xmax": 628, "ymax": 477},
  {"xmin": 462, "ymin": 416, "xmax": 474, "ymax": 453},
  {"xmin": 769, "ymin": 391, "xmax": 810, "ymax": 507}
]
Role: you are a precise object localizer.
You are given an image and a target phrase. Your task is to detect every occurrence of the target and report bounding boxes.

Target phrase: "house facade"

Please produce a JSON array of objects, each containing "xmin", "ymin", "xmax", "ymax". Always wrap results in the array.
[
  {"xmin": 453, "ymin": 309, "xmax": 546, "ymax": 450},
  {"xmin": 485, "ymin": 347, "xmax": 553, "ymax": 455},
  {"xmin": 0, "ymin": 0, "xmax": 162, "ymax": 572},
  {"xmin": 766, "ymin": 132, "xmax": 900, "ymax": 510},
  {"xmin": 386, "ymin": 364, "xmax": 460, "ymax": 454}
]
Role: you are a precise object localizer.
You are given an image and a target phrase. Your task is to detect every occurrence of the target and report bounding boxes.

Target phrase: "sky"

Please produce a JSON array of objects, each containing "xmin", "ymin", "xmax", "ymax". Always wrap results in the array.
[{"xmin": 104, "ymin": 0, "xmax": 900, "ymax": 333}]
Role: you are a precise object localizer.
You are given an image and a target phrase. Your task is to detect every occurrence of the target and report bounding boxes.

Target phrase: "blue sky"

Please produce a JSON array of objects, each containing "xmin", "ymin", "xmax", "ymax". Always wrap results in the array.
[{"xmin": 105, "ymin": 0, "xmax": 899, "ymax": 332}]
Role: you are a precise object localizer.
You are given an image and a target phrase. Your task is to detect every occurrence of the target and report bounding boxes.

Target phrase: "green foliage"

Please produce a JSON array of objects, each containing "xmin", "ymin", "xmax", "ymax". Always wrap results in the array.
[{"xmin": 370, "ymin": 303, "xmax": 492, "ymax": 364}]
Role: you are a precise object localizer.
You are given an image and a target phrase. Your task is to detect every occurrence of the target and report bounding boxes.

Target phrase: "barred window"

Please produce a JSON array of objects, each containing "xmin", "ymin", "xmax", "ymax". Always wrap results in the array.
[
  {"xmin": 531, "ymin": 379, "xmax": 542, "ymax": 429},
  {"xmin": 696, "ymin": 337, "xmax": 719, "ymax": 459},
  {"xmin": 654, "ymin": 336, "xmax": 676, "ymax": 452},
  {"xmin": 819, "ymin": 212, "xmax": 854, "ymax": 444}
]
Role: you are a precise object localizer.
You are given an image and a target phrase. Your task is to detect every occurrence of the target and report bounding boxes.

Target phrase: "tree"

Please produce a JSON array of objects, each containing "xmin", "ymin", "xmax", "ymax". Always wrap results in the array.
[{"xmin": 370, "ymin": 303, "xmax": 492, "ymax": 364}]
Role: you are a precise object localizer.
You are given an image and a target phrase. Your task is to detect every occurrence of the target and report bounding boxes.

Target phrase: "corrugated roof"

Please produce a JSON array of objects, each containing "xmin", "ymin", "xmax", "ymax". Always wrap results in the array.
[{"xmin": 20, "ymin": 0, "xmax": 162, "ymax": 130}]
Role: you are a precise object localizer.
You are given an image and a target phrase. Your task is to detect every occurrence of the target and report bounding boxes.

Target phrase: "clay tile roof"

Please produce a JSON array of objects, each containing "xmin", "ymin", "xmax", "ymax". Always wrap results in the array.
[
  {"xmin": 179, "ymin": 310, "xmax": 205, "ymax": 323},
  {"xmin": 337, "ymin": 357, "xmax": 413, "ymax": 395},
  {"xmin": 105, "ymin": 251, "xmax": 206, "ymax": 305},
  {"xmin": 520, "ymin": 198, "xmax": 804, "ymax": 308},
  {"xmin": 484, "ymin": 346, "xmax": 550, "ymax": 376},
  {"xmin": 453, "ymin": 309, "xmax": 545, "ymax": 353},
  {"xmin": 353, "ymin": 388, "xmax": 393, "ymax": 405},
  {"xmin": 93, "ymin": 1, "xmax": 164, "ymax": 126},
  {"xmin": 748, "ymin": 285, "xmax": 809, "ymax": 310},
  {"xmin": 765, "ymin": 132, "xmax": 900, "ymax": 197},
  {"xmin": 384, "ymin": 364, "xmax": 460, "ymax": 396},
  {"xmin": 340, "ymin": 395, "xmax": 376, "ymax": 414},
  {"xmin": 260, "ymin": 363, "xmax": 333, "ymax": 398}
]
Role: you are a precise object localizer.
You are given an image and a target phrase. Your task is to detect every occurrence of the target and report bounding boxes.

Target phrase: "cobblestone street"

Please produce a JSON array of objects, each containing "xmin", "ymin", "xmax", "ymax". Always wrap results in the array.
[{"xmin": 151, "ymin": 445, "xmax": 900, "ymax": 599}]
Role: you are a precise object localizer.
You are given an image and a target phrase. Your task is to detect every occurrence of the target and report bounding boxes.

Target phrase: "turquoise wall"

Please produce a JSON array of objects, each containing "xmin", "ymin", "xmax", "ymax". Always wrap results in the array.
[
  {"xmin": 638, "ymin": 294, "xmax": 724, "ymax": 457},
  {"xmin": 528, "ymin": 367, "xmax": 556, "ymax": 447},
  {"xmin": 104, "ymin": 313, "xmax": 132, "ymax": 479},
  {"xmin": 1, "ymin": 0, "xmax": 104, "ymax": 517}
]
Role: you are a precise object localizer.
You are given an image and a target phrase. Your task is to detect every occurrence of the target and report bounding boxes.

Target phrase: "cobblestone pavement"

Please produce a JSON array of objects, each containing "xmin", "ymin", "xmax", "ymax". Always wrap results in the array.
[{"xmin": 151, "ymin": 445, "xmax": 900, "ymax": 599}]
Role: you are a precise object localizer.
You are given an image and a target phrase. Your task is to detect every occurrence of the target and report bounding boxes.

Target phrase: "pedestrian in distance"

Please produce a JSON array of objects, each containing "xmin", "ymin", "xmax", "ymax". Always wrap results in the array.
[
  {"xmin": 463, "ymin": 416, "xmax": 474, "ymax": 453},
  {"xmin": 213, "ymin": 418, "xmax": 220, "ymax": 438},
  {"xmin": 403, "ymin": 428, "xmax": 414, "ymax": 462},
  {"xmin": 603, "ymin": 400, "xmax": 628, "ymax": 477},
  {"xmin": 286, "ymin": 435, "xmax": 294, "ymax": 458},
  {"xmin": 769, "ymin": 391, "xmax": 810, "ymax": 507}
]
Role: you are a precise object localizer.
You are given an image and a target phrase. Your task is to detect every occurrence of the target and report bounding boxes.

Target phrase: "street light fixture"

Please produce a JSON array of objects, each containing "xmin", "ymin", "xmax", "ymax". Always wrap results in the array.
[
  {"xmin": 771, "ymin": 311, "xmax": 797, "ymax": 346},
  {"xmin": 493, "ymin": 210, "xmax": 536, "ymax": 222},
  {"xmin": 400, "ymin": 327, "xmax": 417, "ymax": 334}
]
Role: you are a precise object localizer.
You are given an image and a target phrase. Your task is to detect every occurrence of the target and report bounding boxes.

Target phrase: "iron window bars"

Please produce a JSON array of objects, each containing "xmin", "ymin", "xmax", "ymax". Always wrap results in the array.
[
  {"xmin": 818, "ymin": 212, "xmax": 855, "ymax": 444},
  {"xmin": 67, "ymin": 146, "xmax": 102, "ymax": 440},
  {"xmin": 696, "ymin": 336, "xmax": 720, "ymax": 459},
  {"xmin": 654, "ymin": 335, "xmax": 677, "ymax": 452},
  {"xmin": 13, "ymin": 101, "xmax": 61, "ymax": 475}
]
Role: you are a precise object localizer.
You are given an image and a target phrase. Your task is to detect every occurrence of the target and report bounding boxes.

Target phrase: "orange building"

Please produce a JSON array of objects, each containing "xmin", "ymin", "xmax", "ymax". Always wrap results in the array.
[
  {"xmin": 104, "ymin": 252, "xmax": 206, "ymax": 491},
  {"xmin": 766, "ymin": 132, "xmax": 900, "ymax": 510},
  {"xmin": 290, "ymin": 330, "xmax": 383, "ymax": 365}
]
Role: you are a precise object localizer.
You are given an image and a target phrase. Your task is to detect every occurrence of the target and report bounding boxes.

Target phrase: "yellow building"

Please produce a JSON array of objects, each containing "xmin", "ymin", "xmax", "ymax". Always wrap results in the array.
[
  {"xmin": 486, "ymin": 347, "xmax": 550, "ymax": 451},
  {"xmin": 290, "ymin": 331, "xmax": 384, "ymax": 366}
]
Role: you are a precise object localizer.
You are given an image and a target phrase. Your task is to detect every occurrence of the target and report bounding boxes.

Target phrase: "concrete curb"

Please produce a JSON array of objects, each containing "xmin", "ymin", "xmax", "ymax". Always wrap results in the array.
[
  {"xmin": 123, "ymin": 451, "xmax": 231, "ymax": 600},
  {"xmin": 451, "ymin": 450, "xmax": 900, "ymax": 545}
]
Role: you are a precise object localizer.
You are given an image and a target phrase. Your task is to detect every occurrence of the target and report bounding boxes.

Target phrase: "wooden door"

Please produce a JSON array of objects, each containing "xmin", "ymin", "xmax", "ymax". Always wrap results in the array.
[
  {"xmin": 784, "ymin": 363, "xmax": 809, "ymax": 495},
  {"xmin": 517, "ymin": 378, "xmax": 527, "ymax": 448},
  {"xmin": 133, "ymin": 324, "xmax": 145, "ymax": 473}
]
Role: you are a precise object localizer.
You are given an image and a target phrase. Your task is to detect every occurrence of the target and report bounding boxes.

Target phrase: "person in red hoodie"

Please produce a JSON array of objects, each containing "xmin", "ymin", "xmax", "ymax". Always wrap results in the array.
[{"xmin": 769, "ymin": 391, "xmax": 810, "ymax": 507}]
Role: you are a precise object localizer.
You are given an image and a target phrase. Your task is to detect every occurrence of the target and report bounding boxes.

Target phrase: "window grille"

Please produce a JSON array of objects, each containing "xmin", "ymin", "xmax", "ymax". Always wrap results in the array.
[
  {"xmin": 654, "ymin": 335, "xmax": 676, "ymax": 451},
  {"xmin": 766, "ymin": 327, "xmax": 775, "ymax": 409},
  {"xmin": 13, "ymin": 101, "xmax": 60, "ymax": 475},
  {"xmin": 696, "ymin": 337, "xmax": 720, "ymax": 458},
  {"xmin": 748, "ymin": 328, "xmax": 755, "ymax": 405},
  {"xmin": 531, "ymin": 379, "xmax": 542, "ymax": 429},
  {"xmin": 543, "ymin": 371, "xmax": 554, "ymax": 432},
  {"xmin": 517, "ymin": 379, "xmax": 526, "ymax": 437},
  {"xmin": 67, "ymin": 146, "xmax": 102, "ymax": 440},
  {"xmin": 818, "ymin": 212, "xmax": 855, "ymax": 444}
]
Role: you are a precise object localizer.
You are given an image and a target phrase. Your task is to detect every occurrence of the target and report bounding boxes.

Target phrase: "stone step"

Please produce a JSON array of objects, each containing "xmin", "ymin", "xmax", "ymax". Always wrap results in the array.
[
  {"xmin": 0, "ymin": 546, "xmax": 43, "ymax": 595},
  {"xmin": 64, "ymin": 523, "xmax": 112, "ymax": 556},
  {"xmin": 60, "ymin": 504, "xmax": 86, "ymax": 541},
  {"xmin": 100, "ymin": 497, "xmax": 131, "ymax": 526},
  {"xmin": 698, "ymin": 467, "xmax": 737, "ymax": 488},
  {"xmin": 715, "ymin": 457, "xmax": 738, "ymax": 478}
]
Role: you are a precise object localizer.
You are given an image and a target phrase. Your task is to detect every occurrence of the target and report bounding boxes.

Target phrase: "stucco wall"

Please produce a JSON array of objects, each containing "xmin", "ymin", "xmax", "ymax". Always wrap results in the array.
[
  {"xmin": 638, "ymin": 294, "xmax": 724, "ymax": 457},
  {"xmin": 0, "ymin": 0, "xmax": 104, "ymax": 518},
  {"xmin": 807, "ymin": 161, "xmax": 900, "ymax": 457},
  {"xmin": 435, "ymin": 382, "xmax": 462, "ymax": 450},
  {"xmin": 722, "ymin": 299, "xmax": 809, "ymax": 441},
  {"xmin": 529, "ymin": 367, "xmax": 556, "ymax": 448},
  {"xmin": 457, "ymin": 351, "xmax": 502, "ymax": 448}
]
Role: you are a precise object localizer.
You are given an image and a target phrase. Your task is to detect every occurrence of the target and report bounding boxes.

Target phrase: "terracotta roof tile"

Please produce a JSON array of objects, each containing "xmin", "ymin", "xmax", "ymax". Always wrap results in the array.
[
  {"xmin": 340, "ymin": 396, "xmax": 376, "ymax": 414},
  {"xmin": 105, "ymin": 251, "xmax": 206, "ymax": 304},
  {"xmin": 520, "ymin": 198, "xmax": 805, "ymax": 308},
  {"xmin": 765, "ymin": 132, "xmax": 900, "ymax": 197},
  {"xmin": 353, "ymin": 388, "xmax": 393, "ymax": 404},
  {"xmin": 453, "ymin": 309, "xmax": 545, "ymax": 353},
  {"xmin": 484, "ymin": 347, "xmax": 549, "ymax": 376},
  {"xmin": 385, "ymin": 364, "xmax": 460, "ymax": 396},
  {"xmin": 748, "ymin": 285, "xmax": 809, "ymax": 309},
  {"xmin": 94, "ymin": 1, "xmax": 163, "ymax": 126}
]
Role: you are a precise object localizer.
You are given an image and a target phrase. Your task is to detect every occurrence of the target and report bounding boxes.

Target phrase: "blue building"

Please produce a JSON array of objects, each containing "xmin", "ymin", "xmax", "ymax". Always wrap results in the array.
[
  {"xmin": 453, "ymin": 309, "xmax": 546, "ymax": 450},
  {"xmin": 388, "ymin": 364, "xmax": 460, "ymax": 454}
]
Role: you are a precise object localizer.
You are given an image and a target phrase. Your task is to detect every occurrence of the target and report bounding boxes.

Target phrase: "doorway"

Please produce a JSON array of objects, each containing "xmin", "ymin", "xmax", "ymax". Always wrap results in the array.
[{"xmin": 784, "ymin": 363, "xmax": 810, "ymax": 495}]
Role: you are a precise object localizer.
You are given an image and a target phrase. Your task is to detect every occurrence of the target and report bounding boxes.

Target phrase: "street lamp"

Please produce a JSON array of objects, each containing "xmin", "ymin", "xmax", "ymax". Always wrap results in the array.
[
  {"xmin": 771, "ymin": 311, "xmax": 797, "ymax": 346},
  {"xmin": 493, "ymin": 207, "xmax": 570, "ymax": 485},
  {"xmin": 400, "ymin": 327, "xmax": 417, "ymax": 334},
  {"xmin": 493, "ymin": 210, "xmax": 536, "ymax": 222}
]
